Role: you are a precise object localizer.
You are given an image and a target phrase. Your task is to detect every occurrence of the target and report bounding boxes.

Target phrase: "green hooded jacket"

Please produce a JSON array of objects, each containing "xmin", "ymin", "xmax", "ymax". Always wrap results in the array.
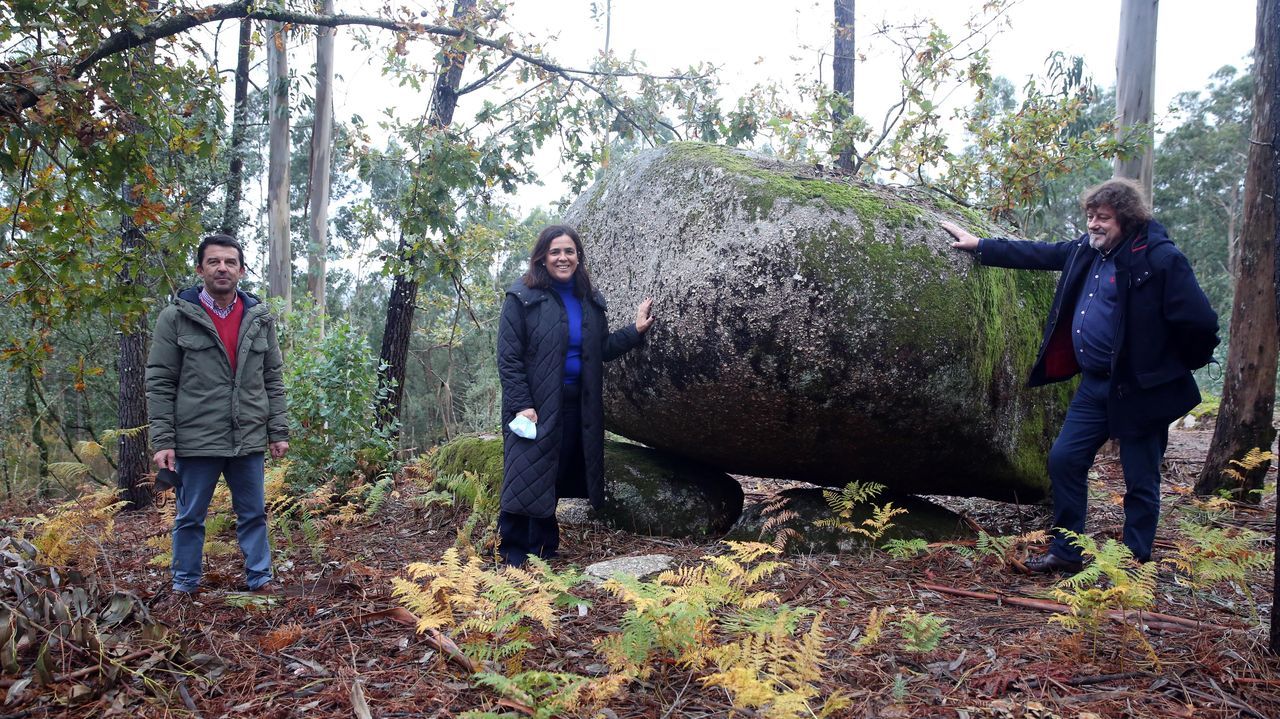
[{"xmin": 146, "ymin": 287, "xmax": 288, "ymax": 457}]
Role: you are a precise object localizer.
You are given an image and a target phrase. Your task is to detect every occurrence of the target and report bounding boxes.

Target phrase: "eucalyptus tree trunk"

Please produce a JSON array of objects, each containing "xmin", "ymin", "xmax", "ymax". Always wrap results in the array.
[
  {"xmin": 1198, "ymin": 0, "xmax": 1277, "ymax": 501},
  {"xmin": 1113, "ymin": 0, "xmax": 1158, "ymax": 201},
  {"xmin": 833, "ymin": 0, "xmax": 855, "ymax": 173},
  {"xmin": 1255, "ymin": 0, "xmax": 1280, "ymax": 656},
  {"xmin": 221, "ymin": 18, "xmax": 253, "ymax": 235},
  {"xmin": 376, "ymin": 0, "xmax": 476, "ymax": 431},
  {"xmin": 307, "ymin": 0, "xmax": 335, "ymax": 316},
  {"xmin": 267, "ymin": 20, "xmax": 292, "ymax": 311},
  {"xmin": 117, "ymin": 186, "xmax": 152, "ymax": 510}
]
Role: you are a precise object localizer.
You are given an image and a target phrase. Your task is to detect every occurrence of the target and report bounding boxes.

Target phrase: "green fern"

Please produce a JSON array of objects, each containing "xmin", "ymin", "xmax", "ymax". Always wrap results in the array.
[
  {"xmin": 894, "ymin": 609, "xmax": 947, "ymax": 654},
  {"xmin": 1048, "ymin": 532, "xmax": 1157, "ymax": 662},
  {"xmin": 363, "ymin": 475, "xmax": 396, "ymax": 516},
  {"xmin": 1165, "ymin": 520, "xmax": 1270, "ymax": 624},
  {"xmin": 882, "ymin": 538, "xmax": 928, "ymax": 559}
]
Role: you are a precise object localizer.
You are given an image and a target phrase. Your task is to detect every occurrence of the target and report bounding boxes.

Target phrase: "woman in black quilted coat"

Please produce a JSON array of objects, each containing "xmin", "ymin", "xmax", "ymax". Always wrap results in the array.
[{"xmin": 496, "ymin": 224, "xmax": 654, "ymax": 566}]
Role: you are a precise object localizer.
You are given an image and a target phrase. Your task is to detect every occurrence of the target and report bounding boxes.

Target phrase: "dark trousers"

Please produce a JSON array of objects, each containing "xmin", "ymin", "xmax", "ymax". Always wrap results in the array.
[
  {"xmin": 499, "ymin": 384, "xmax": 583, "ymax": 566},
  {"xmin": 1047, "ymin": 372, "xmax": 1168, "ymax": 563}
]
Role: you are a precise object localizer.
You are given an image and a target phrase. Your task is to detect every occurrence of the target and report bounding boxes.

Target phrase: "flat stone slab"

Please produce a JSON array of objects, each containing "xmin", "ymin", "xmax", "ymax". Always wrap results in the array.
[{"xmin": 584, "ymin": 554, "xmax": 674, "ymax": 585}]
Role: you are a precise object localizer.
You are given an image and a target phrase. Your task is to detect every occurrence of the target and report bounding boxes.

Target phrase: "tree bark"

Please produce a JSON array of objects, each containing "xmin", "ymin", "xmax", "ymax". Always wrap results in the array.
[
  {"xmin": 376, "ymin": 0, "xmax": 476, "ymax": 431},
  {"xmin": 1113, "ymin": 0, "xmax": 1158, "ymax": 202},
  {"xmin": 307, "ymin": 0, "xmax": 335, "ymax": 315},
  {"xmin": 117, "ymin": 189, "xmax": 152, "ymax": 510},
  {"xmin": 833, "ymin": 0, "xmax": 855, "ymax": 173},
  {"xmin": 1259, "ymin": 0, "xmax": 1280, "ymax": 658},
  {"xmin": 1198, "ymin": 0, "xmax": 1277, "ymax": 501},
  {"xmin": 221, "ymin": 18, "xmax": 253, "ymax": 235},
  {"xmin": 267, "ymin": 20, "xmax": 292, "ymax": 311},
  {"xmin": 23, "ymin": 368, "xmax": 50, "ymax": 495}
]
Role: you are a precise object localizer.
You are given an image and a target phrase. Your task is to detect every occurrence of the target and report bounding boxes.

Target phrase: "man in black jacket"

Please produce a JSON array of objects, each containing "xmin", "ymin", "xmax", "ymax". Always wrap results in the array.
[{"xmin": 942, "ymin": 178, "xmax": 1219, "ymax": 573}]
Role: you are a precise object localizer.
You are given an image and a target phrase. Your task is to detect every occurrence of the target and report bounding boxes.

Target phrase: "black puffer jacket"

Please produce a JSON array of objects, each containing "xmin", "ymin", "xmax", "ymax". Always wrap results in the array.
[{"xmin": 497, "ymin": 280, "xmax": 643, "ymax": 517}]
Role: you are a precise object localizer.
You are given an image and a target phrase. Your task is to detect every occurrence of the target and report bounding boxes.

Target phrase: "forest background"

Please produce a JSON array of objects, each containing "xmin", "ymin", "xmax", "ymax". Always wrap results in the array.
[{"xmin": 0, "ymin": 0, "xmax": 1263, "ymax": 502}]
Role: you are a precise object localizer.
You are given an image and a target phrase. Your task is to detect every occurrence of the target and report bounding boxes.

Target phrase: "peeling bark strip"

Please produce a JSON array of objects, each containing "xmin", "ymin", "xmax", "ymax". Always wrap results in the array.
[{"xmin": 0, "ymin": 1, "xmax": 702, "ymax": 124}]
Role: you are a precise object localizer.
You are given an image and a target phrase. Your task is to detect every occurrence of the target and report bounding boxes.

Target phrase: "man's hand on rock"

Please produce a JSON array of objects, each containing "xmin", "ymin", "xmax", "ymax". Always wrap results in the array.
[{"xmin": 941, "ymin": 221, "xmax": 980, "ymax": 251}]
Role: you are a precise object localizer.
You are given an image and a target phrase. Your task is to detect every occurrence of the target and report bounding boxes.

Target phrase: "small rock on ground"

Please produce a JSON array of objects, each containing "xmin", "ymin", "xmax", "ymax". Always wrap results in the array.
[{"xmin": 583, "ymin": 554, "xmax": 674, "ymax": 585}]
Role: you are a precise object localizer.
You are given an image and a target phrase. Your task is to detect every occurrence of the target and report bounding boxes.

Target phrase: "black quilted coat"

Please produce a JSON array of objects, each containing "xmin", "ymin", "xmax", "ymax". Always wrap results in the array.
[{"xmin": 497, "ymin": 280, "xmax": 643, "ymax": 518}]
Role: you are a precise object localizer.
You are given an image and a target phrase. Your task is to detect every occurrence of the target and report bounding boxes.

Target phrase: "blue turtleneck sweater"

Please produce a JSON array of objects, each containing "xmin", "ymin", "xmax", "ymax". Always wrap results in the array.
[{"xmin": 552, "ymin": 279, "xmax": 582, "ymax": 385}]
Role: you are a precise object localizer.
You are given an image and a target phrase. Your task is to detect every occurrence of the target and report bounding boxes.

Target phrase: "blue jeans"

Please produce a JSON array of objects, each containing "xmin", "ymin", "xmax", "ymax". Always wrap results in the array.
[
  {"xmin": 1046, "ymin": 373, "xmax": 1167, "ymax": 563},
  {"xmin": 172, "ymin": 453, "xmax": 272, "ymax": 591}
]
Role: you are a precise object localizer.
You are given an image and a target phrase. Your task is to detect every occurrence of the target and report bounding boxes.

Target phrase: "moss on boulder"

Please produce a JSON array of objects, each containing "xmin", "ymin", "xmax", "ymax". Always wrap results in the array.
[
  {"xmin": 599, "ymin": 441, "xmax": 742, "ymax": 537},
  {"xmin": 431, "ymin": 434, "xmax": 504, "ymax": 496},
  {"xmin": 565, "ymin": 142, "xmax": 1069, "ymax": 502}
]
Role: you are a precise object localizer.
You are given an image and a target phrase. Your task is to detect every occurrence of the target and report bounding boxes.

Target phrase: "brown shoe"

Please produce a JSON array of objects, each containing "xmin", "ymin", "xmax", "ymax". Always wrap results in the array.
[
  {"xmin": 249, "ymin": 581, "xmax": 282, "ymax": 595},
  {"xmin": 1024, "ymin": 552, "xmax": 1083, "ymax": 574}
]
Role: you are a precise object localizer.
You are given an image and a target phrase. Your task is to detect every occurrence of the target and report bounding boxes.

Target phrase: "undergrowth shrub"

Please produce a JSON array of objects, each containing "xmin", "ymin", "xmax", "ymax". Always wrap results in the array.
[
  {"xmin": 29, "ymin": 485, "xmax": 126, "ymax": 569},
  {"xmin": 1048, "ymin": 532, "xmax": 1157, "ymax": 663},
  {"xmin": 281, "ymin": 304, "xmax": 398, "ymax": 494},
  {"xmin": 1165, "ymin": 519, "xmax": 1270, "ymax": 624}
]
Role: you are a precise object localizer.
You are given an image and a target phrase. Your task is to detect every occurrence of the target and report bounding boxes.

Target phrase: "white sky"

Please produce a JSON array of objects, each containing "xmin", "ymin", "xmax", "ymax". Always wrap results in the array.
[{"xmin": 262, "ymin": 0, "xmax": 1256, "ymax": 256}]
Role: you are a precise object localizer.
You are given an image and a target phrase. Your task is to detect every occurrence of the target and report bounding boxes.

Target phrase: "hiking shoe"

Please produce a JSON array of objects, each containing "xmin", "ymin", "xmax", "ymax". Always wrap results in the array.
[
  {"xmin": 1024, "ymin": 552, "xmax": 1084, "ymax": 574},
  {"xmin": 248, "ymin": 581, "xmax": 282, "ymax": 595}
]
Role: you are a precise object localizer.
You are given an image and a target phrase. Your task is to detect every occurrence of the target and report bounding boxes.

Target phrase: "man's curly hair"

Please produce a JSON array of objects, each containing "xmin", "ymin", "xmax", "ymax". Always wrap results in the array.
[{"xmin": 1080, "ymin": 178, "xmax": 1152, "ymax": 234}]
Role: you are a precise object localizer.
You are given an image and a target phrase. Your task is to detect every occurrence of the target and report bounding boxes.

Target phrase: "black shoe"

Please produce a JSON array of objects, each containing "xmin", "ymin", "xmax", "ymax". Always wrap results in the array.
[{"xmin": 1024, "ymin": 552, "xmax": 1083, "ymax": 574}]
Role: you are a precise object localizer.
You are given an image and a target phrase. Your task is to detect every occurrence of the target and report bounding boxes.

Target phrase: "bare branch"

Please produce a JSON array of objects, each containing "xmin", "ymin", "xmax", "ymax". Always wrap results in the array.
[{"xmin": 2, "ymin": 0, "xmax": 707, "ymax": 121}]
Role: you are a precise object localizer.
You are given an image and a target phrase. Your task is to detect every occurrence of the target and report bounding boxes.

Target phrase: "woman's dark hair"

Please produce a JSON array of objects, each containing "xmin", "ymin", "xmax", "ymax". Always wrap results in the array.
[
  {"xmin": 521, "ymin": 224, "xmax": 596, "ymax": 296},
  {"xmin": 1081, "ymin": 178, "xmax": 1153, "ymax": 235},
  {"xmin": 196, "ymin": 233, "xmax": 246, "ymax": 267}
]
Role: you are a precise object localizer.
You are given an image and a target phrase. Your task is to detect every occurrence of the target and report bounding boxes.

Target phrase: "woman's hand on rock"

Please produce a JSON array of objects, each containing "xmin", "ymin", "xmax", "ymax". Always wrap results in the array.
[{"xmin": 635, "ymin": 298, "xmax": 655, "ymax": 334}]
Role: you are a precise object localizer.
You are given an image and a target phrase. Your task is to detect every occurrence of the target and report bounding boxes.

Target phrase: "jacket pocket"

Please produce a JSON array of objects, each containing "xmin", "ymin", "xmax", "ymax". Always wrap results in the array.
[{"xmin": 177, "ymin": 334, "xmax": 218, "ymax": 351}]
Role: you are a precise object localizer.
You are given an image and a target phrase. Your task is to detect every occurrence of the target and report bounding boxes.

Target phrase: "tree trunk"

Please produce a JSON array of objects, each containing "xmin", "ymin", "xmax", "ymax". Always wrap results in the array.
[
  {"xmin": 307, "ymin": 0, "xmax": 335, "ymax": 316},
  {"xmin": 376, "ymin": 0, "xmax": 476, "ymax": 431},
  {"xmin": 1259, "ymin": 0, "xmax": 1280, "ymax": 657},
  {"xmin": 267, "ymin": 20, "xmax": 292, "ymax": 311},
  {"xmin": 117, "ymin": 185, "xmax": 153, "ymax": 510},
  {"xmin": 1198, "ymin": 0, "xmax": 1277, "ymax": 501},
  {"xmin": 23, "ymin": 368, "xmax": 50, "ymax": 496},
  {"xmin": 221, "ymin": 18, "xmax": 253, "ymax": 235},
  {"xmin": 1113, "ymin": 0, "xmax": 1158, "ymax": 202},
  {"xmin": 833, "ymin": 0, "xmax": 855, "ymax": 173}
]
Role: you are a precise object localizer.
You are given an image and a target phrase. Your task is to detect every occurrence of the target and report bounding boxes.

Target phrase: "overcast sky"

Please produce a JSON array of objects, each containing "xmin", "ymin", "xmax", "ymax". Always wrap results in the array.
[{"xmin": 323, "ymin": 0, "xmax": 1257, "ymax": 217}]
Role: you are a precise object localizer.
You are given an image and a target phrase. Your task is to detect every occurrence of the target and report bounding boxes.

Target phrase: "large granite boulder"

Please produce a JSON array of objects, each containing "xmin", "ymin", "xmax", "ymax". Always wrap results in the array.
[
  {"xmin": 565, "ymin": 142, "xmax": 1069, "ymax": 502},
  {"xmin": 431, "ymin": 435, "xmax": 742, "ymax": 538}
]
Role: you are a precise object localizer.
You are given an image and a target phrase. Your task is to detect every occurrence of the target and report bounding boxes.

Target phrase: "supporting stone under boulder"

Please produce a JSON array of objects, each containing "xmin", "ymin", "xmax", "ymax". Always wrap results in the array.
[
  {"xmin": 726, "ymin": 488, "xmax": 975, "ymax": 555},
  {"xmin": 565, "ymin": 142, "xmax": 1069, "ymax": 502},
  {"xmin": 430, "ymin": 435, "xmax": 743, "ymax": 539}
]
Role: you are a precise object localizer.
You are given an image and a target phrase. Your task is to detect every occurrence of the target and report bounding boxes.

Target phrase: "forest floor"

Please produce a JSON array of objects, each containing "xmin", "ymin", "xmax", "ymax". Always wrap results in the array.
[{"xmin": 5, "ymin": 426, "xmax": 1279, "ymax": 718}]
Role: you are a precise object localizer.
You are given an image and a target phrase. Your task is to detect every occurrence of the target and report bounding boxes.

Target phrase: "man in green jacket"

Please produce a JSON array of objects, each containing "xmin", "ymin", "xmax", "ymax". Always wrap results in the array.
[{"xmin": 147, "ymin": 234, "xmax": 289, "ymax": 596}]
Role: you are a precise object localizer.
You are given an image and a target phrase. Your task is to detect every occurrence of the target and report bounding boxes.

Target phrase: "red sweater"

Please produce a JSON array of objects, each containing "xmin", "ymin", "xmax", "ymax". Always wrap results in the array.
[{"xmin": 202, "ymin": 300, "xmax": 245, "ymax": 374}]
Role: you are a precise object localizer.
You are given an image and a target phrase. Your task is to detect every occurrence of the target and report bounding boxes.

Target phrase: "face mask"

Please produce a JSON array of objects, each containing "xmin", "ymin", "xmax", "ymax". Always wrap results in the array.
[{"xmin": 508, "ymin": 414, "xmax": 537, "ymax": 439}]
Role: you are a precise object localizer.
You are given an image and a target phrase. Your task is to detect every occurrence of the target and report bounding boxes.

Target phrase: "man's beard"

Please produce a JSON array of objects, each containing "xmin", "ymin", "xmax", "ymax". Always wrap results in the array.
[{"xmin": 1088, "ymin": 233, "xmax": 1108, "ymax": 250}]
